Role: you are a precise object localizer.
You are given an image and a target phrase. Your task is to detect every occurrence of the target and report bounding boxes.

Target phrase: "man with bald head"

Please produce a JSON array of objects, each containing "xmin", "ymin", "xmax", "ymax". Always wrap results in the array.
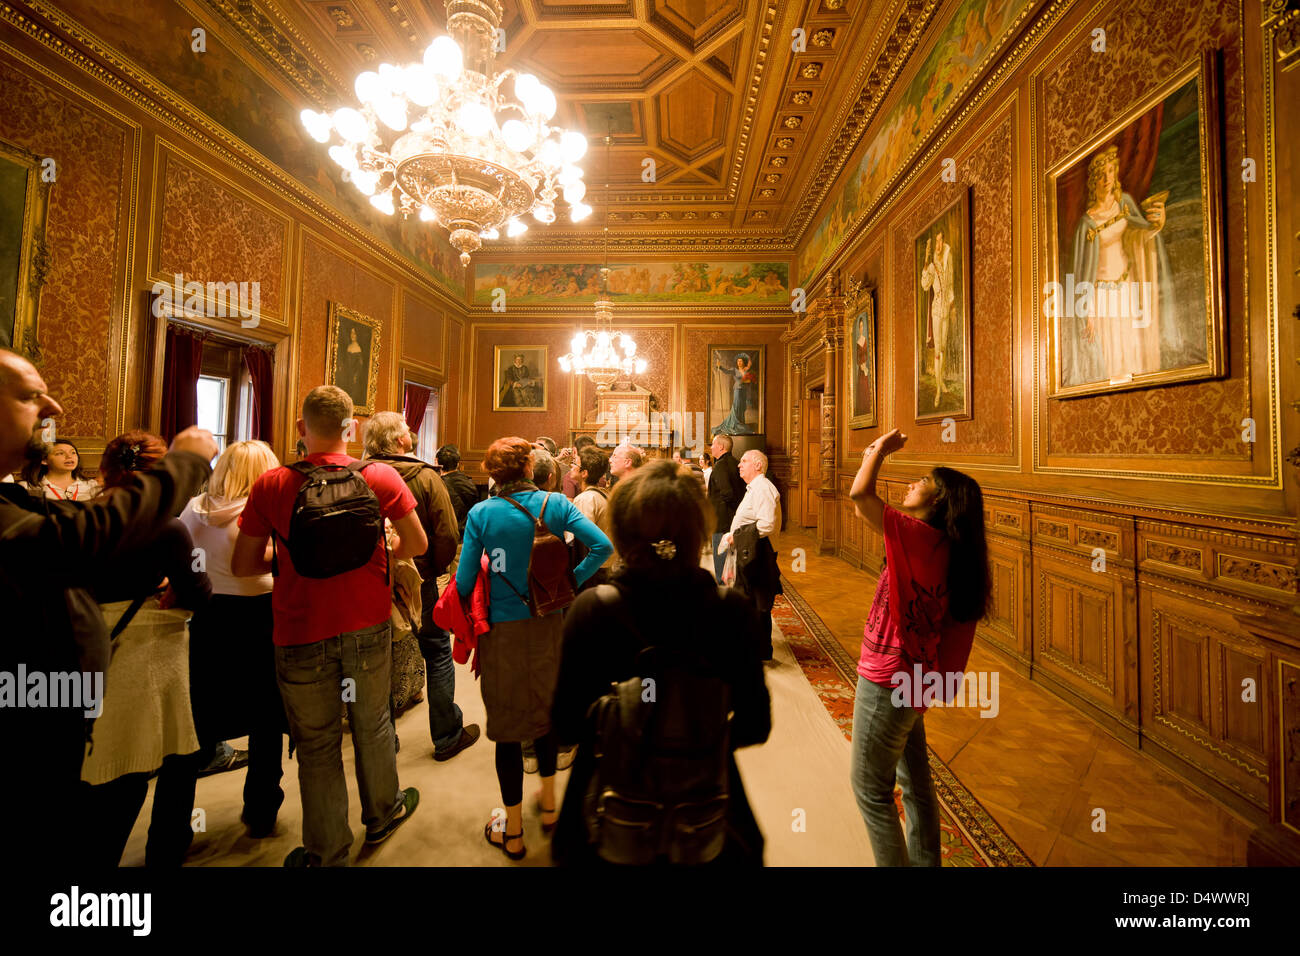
[
  {"xmin": 0, "ymin": 347, "xmax": 218, "ymax": 860},
  {"xmin": 720, "ymin": 449, "xmax": 783, "ymax": 661},
  {"xmin": 607, "ymin": 442, "xmax": 643, "ymax": 488}
]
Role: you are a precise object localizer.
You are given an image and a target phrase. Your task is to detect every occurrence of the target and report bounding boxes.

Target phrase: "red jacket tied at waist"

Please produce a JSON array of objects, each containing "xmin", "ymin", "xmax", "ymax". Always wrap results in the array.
[{"xmin": 433, "ymin": 553, "xmax": 490, "ymax": 676}]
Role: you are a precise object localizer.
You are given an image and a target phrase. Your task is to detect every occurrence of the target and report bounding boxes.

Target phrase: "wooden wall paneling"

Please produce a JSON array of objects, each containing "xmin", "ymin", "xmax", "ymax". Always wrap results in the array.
[
  {"xmin": 1029, "ymin": 501, "xmax": 1139, "ymax": 740},
  {"xmin": 1139, "ymin": 579, "xmax": 1271, "ymax": 823},
  {"xmin": 980, "ymin": 494, "xmax": 1033, "ymax": 669}
]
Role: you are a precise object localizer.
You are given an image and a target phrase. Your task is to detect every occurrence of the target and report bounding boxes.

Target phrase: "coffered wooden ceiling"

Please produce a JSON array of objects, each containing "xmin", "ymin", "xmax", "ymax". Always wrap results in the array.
[{"xmin": 203, "ymin": 0, "xmax": 941, "ymax": 254}]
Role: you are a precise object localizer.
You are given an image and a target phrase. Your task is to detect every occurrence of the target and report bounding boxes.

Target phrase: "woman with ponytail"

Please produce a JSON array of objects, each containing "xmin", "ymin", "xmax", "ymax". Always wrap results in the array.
[{"xmin": 846, "ymin": 427, "xmax": 990, "ymax": 866}]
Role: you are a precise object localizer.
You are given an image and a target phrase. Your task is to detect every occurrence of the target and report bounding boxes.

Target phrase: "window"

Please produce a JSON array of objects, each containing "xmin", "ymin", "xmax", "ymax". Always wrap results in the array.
[
  {"xmin": 196, "ymin": 375, "xmax": 229, "ymax": 451},
  {"xmin": 415, "ymin": 390, "xmax": 439, "ymax": 464}
]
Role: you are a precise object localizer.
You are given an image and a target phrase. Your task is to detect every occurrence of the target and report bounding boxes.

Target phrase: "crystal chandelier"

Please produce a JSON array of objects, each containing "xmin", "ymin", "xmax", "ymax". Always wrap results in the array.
[
  {"xmin": 558, "ymin": 128, "xmax": 645, "ymax": 392},
  {"xmin": 298, "ymin": 0, "xmax": 591, "ymax": 266}
]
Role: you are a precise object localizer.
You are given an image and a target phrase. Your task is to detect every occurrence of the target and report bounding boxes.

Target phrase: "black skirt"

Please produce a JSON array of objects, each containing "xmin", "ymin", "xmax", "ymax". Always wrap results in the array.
[{"xmin": 187, "ymin": 592, "xmax": 288, "ymax": 744}]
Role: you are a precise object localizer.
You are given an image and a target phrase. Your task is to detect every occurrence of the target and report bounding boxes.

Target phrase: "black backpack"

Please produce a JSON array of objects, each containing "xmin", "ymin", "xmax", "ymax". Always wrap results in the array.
[
  {"xmin": 582, "ymin": 584, "xmax": 732, "ymax": 865},
  {"xmin": 273, "ymin": 460, "xmax": 385, "ymax": 580}
]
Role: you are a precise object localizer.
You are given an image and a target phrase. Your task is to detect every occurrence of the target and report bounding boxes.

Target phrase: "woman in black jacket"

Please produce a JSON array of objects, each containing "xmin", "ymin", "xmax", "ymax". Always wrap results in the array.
[{"xmin": 551, "ymin": 459, "xmax": 772, "ymax": 865}]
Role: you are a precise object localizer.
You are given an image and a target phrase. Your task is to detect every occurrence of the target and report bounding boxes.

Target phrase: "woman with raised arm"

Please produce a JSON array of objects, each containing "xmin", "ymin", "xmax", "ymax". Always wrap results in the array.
[{"xmin": 847, "ymin": 427, "xmax": 991, "ymax": 866}]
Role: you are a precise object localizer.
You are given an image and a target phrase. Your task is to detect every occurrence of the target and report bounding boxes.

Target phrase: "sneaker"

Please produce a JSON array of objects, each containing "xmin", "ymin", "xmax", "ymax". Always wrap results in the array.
[
  {"xmin": 283, "ymin": 846, "xmax": 321, "ymax": 867},
  {"xmin": 198, "ymin": 746, "xmax": 249, "ymax": 777},
  {"xmin": 365, "ymin": 787, "xmax": 420, "ymax": 845},
  {"xmin": 557, "ymin": 745, "xmax": 577, "ymax": 772},
  {"xmin": 433, "ymin": 724, "xmax": 481, "ymax": 762}
]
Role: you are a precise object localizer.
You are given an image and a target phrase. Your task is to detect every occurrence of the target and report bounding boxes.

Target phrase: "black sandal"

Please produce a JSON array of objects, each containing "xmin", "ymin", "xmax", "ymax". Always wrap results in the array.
[{"xmin": 484, "ymin": 820, "xmax": 526, "ymax": 860}]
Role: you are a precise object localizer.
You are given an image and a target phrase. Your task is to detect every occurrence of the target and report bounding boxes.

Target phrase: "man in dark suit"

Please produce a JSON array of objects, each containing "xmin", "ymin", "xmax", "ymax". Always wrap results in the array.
[{"xmin": 706, "ymin": 433, "xmax": 746, "ymax": 580}]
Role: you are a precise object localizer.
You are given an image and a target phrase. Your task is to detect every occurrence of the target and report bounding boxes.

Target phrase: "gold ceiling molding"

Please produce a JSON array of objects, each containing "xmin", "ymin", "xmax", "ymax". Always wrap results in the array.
[
  {"xmin": 202, "ymin": 0, "xmax": 344, "ymax": 104},
  {"xmin": 723, "ymin": 0, "xmax": 779, "ymax": 204}
]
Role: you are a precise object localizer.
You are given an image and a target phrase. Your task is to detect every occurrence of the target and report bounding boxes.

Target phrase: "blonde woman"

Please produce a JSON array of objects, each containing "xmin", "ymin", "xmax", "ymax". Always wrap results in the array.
[{"xmin": 179, "ymin": 440, "xmax": 289, "ymax": 838}]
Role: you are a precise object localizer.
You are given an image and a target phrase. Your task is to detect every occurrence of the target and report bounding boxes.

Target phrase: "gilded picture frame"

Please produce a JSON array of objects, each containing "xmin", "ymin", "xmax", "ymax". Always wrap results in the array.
[
  {"xmin": 325, "ymin": 302, "xmax": 382, "ymax": 416},
  {"xmin": 914, "ymin": 189, "xmax": 973, "ymax": 424},
  {"xmin": 0, "ymin": 138, "xmax": 52, "ymax": 362},
  {"xmin": 846, "ymin": 285, "xmax": 878, "ymax": 429},
  {"xmin": 708, "ymin": 344, "xmax": 765, "ymax": 437},
  {"xmin": 1046, "ymin": 50, "xmax": 1225, "ymax": 399},
  {"xmin": 493, "ymin": 345, "xmax": 548, "ymax": 411}
]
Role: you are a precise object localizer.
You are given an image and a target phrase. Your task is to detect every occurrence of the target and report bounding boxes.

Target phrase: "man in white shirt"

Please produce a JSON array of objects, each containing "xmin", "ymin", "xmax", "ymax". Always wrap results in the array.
[{"xmin": 720, "ymin": 450, "xmax": 782, "ymax": 660}]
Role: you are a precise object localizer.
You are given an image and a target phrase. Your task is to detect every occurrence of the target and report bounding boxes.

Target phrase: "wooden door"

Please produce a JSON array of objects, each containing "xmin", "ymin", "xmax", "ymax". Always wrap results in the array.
[{"xmin": 801, "ymin": 393, "xmax": 821, "ymax": 527}]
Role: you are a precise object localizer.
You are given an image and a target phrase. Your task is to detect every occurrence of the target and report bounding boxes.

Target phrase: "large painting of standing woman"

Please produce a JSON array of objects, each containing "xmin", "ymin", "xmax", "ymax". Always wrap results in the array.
[
  {"xmin": 709, "ymin": 346, "xmax": 764, "ymax": 436},
  {"xmin": 325, "ymin": 302, "xmax": 381, "ymax": 415},
  {"xmin": 913, "ymin": 189, "xmax": 971, "ymax": 423}
]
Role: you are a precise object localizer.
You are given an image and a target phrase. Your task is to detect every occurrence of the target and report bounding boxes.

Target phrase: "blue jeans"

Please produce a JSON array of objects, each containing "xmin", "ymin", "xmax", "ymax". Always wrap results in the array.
[
  {"xmin": 849, "ymin": 676, "xmax": 941, "ymax": 866},
  {"xmin": 417, "ymin": 624, "xmax": 463, "ymax": 751},
  {"xmin": 275, "ymin": 621, "xmax": 404, "ymax": 866}
]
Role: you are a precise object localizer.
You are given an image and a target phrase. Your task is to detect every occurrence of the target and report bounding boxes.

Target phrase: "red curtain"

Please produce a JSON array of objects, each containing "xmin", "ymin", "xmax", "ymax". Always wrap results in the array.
[
  {"xmin": 242, "ymin": 346, "xmax": 275, "ymax": 442},
  {"xmin": 403, "ymin": 382, "xmax": 432, "ymax": 436},
  {"xmin": 160, "ymin": 324, "xmax": 205, "ymax": 442}
]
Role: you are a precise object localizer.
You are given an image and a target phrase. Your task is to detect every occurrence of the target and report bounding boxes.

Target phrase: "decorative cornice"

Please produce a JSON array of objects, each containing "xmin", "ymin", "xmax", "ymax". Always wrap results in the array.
[{"xmin": 202, "ymin": 0, "xmax": 342, "ymax": 105}]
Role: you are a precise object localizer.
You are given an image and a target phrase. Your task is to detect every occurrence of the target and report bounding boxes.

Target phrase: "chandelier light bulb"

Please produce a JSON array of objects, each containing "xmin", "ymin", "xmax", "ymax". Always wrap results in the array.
[
  {"xmin": 538, "ymin": 139, "xmax": 562, "ymax": 169},
  {"xmin": 300, "ymin": 109, "xmax": 332, "ymax": 143},
  {"xmin": 375, "ymin": 95, "xmax": 408, "ymax": 132},
  {"xmin": 354, "ymin": 71, "xmax": 383, "ymax": 104},
  {"xmin": 557, "ymin": 164, "xmax": 583, "ymax": 187},
  {"xmin": 569, "ymin": 201, "xmax": 593, "ymax": 222},
  {"xmin": 456, "ymin": 101, "xmax": 494, "ymax": 138},
  {"xmin": 351, "ymin": 169, "xmax": 378, "ymax": 195},
  {"xmin": 424, "ymin": 36, "xmax": 463, "ymax": 81},
  {"xmin": 558, "ymin": 356, "xmax": 571, "ymax": 372},
  {"xmin": 514, "ymin": 73, "xmax": 541, "ymax": 106},
  {"xmin": 419, "ymin": 205, "xmax": 436, "ymax": 222},
  {"xmin": 563, "ymin": 180, "xmax": 586, "ymax": 202},
  {"xmin": 571, "ymin": 333, "xmax": 586, "ymax": 352},
  {"xmin": 596, "ymin": 331, "xmax": 610, "ymax": 350},
  {"xmin": 378, "ymin": 63, "xmax": 405, "ymax": 97},
  {"xmin": 533, "ymin": 205, "xmax": 555, "ymax": 225},
  {"xmin": 480, "ymin": 226, "xmax": 499, "ymax": 240},
  {"xmin": 560, "ymin": 131, "xmax": 588, "ymax": 163},
  {"xmin": 623, "ymin": 339, "xmax": 635, "ymax": 356},
  {"xmin": 500, "ymin": 119, "xmax": 534, "ymax": 153},
  {"xmin": 404, "ymin": 64, "xmax": 438, "ymax": 106},
  {"xmin": 635, "ymin": 359, "xmax": 647, "ymax": 375},
  {"xmin": 369, "ymin": 191, "xmax": 395, "ymax": 214},
  {"xmin": 534, "ymin": 85, "xmax": 557, "ymax": 121},
  {"xmin": 506, "ymin": 218, "xmax": 527, "ymax": 237},
  {"xmin": 332, "ymin": 107, "xmax": 369, "ymax": 143},
  {"xmin": 328, "ymin": 144, "xmax": 359, "ymax": 171}
]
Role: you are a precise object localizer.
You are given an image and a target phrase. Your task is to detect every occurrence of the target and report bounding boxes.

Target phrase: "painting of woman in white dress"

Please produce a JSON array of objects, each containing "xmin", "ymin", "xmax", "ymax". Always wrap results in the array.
[
  {"xmin": 914, "ymin": 191, "xmax": 971, "ymax": 422},
  {"xmin": 1049, "ymin": 55, "xmax": 1223, "ymax": 397}
]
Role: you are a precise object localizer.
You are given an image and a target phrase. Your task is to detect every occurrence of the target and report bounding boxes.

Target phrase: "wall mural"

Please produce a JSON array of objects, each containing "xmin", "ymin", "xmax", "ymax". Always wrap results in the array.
[
  {"xmin": 473, "ymin": 261, "xmax": 789, "ymax": 304},
  {"xmin": 1047, "ymin": 53, "xmax": 1224, "ymax": 398},
  {"xmin": 51, "ymin": 0, "xmax": 463, "ymax": 293},
  {"xmin": 797, "ymin": 0, "xmax": 1029, "ymax": 283}
]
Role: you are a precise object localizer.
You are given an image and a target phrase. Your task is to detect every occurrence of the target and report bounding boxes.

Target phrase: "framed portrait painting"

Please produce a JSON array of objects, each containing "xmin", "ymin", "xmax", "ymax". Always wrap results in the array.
[
  {"xmin": 914, "ymin": 189, "xmax": 972, "ymax": 423},
  {"xmin": 846, "ymin": 288, "xmax": 877, "ymax": 429},
  {"xmin": 708, "ymin": 345, "xmax": 764, "ymax": 437},
  {"xmin": 494, "ymin": 346, "xmax": 548, "ymax": 411},
  {"xmin": 325, "ymin": 302, "xmax": 381, "ymax": 415},
  {"xmin": 1046, "ymin": 51, "xmax": 1225, "ymax": 398},
  {"xmin": 0, "ymin": 138, "xmax": 52, "ymax": 360}
]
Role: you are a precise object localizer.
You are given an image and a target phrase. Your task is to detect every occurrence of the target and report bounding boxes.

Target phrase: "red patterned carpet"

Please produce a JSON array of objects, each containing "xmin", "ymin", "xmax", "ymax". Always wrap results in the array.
[{"xmin": 773, "ymin": 580, "xmax": 1034, "ymax": 867}]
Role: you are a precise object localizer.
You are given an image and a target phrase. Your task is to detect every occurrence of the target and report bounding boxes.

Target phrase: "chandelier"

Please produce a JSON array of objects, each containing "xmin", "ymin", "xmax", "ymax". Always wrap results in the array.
[
  {"xmin": 558, "ymin": 128, "xmax": 645, "ymax": 392},
  {"xmin": 298, "ymin": 0, "xmax": 591, "ymax": 266}
]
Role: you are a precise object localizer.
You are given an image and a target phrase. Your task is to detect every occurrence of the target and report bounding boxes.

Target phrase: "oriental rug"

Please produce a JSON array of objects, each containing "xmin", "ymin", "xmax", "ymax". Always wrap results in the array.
[{"xmin": 773, "ymin": 578, "xmax": 1034, "ymax": 867}]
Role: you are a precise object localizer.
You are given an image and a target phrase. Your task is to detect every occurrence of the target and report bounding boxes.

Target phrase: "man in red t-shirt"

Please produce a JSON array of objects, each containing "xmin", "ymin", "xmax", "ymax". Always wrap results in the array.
[{"xmin": 233, "ymin": 385, "xmax": 427, "ymax": 867}]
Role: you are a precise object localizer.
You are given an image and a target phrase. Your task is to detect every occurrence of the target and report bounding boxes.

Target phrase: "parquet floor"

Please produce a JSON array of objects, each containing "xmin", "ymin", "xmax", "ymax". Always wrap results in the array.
[{"xmin": 773, "ymin": 529, "xmax": 1255, "ymax": 866}]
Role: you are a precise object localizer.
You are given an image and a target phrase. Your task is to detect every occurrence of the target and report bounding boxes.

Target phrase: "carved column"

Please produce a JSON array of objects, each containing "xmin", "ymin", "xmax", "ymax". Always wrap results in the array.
[{"xmin": 789, "ymin": 358, "xmax": 803, "ymax": 486}]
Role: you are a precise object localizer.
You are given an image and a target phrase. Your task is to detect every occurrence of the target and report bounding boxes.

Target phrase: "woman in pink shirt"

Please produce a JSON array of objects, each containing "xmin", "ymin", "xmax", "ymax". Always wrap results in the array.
[{"xmin": 847, "ymin": 427, "xmax": 990, "ymax": 866}]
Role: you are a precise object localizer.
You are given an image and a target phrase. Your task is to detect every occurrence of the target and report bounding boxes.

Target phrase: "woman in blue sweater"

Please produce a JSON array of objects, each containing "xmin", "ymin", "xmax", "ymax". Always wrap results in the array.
[{"xmin": 457, "ymin": 436, "xmax": 613, "ymax": 861}]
